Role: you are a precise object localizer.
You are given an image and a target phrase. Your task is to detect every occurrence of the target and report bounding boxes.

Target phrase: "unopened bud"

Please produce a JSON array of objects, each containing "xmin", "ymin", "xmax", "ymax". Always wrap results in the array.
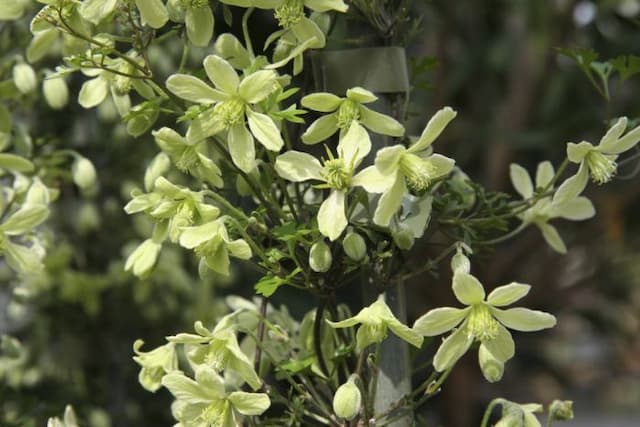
[
  {"xmin": 333, "ymin": 378, "xmax": 361, "ymax": 421},
  {"xmin": 309, "ymin": 240, "xmax": 332, "ymax": 273},
  {"xmin": 13, "ymin": 62, "xmax": 37, "ymax": 94},
  {"xmin": 451, "ymin": 246, "xmax": 471, "ymax": 274},
  {"xmin": 72, "ymin": 155, "xmax": 97, "ymax": 190},
  {"xmin": 393, "ymin": 229, "xmax": 414, "ymax": 250},
  {"xmin": 43, "ymin": 76, "xmax": 69, "ymax": 110},
  {"xmin": 342, "ymin": 231, "xmax": 366, "ymax": 261},
  {"xmin": 479, "ymin": 344, "xmax": 504, "ymax": 383},
  {"xmin": 549, "ymin": 400, "xmax": 574, "ymax": 421}
]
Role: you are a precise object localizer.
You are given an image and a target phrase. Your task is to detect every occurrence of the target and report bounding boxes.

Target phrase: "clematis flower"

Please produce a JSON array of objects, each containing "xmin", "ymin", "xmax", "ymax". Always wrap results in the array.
[
  {"xmin": 133, "ymin": 340, "xmax": 178, "ymax": 392},
  {"xmin": 168, "ymin": 319, "xmax": 262, "ymax": 390},
  {"xmin": 153, "ymin": 127, "xmax": 223, "ymax": 188},
  {"xmin": 566, "ymin": 116, "xmax": 640, "ymax": 185},
  {"xmin": 80, "ymin": 0, "xmax": 168, "ymax": 29},
  {"xmin": 510, "ymin": 161, "xmax": 595, "ymax": 254},
  {"xmin": 274, "ymin": 122, "xmax": 371, "ymax": 240},
  {"xmin": 166, "ymin": 0, "xmax": 214, "ymax": 46},
  {"xmin": 0, "ymin": 202, "xmax": 49, "ymax": 275},
  {"xmin": 301, "ymin": 87, "xmax": 405, "ymax": 144},
  {"xmin": 178, "ymin": 219, "xmax": 252, "ymax": 276},
  {"xmin": 166, "ymin": 55, "xmax": 282, "ymax": 172},
  {"xmin": 356, "ymin": 107, "xmax": 456, "ymax": 226},
  {"xmin": 327, "ymin": 295, "xmax": 423, "ymax": 352},
  {"xmin": 413, "ymin": 251, "xmax": 556, "ymax": 382},
  {"xmin": 162, "ymin": 367, "xmax": 270, "ymax": 427},
  {"xmin": 493, "ymin": 400, "xmax": 544, "ymax": 427}
]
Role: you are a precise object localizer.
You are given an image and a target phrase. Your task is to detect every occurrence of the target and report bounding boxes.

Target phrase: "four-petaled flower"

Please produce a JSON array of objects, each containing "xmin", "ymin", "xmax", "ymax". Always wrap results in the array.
[
  {"xmin": 162, "ymin": 366, "xmax": 270, "ymax": 427},
  {"xmin": 166, "ymin": 55, "xmax": 283, "ymax": 172},
  {"xmin": 510, "ymin": 161, "xmax": 595, "ymax": 254},
  {"xmin": 275, "ymin": 122, "xmax": 371, "ymax": 240},
  {"xmin": 301, "ymin": 87, "xmax": 405, "ymax": 144},
  {"xmin": 357, "ymin": 107, "xmax": 456, "ymax": 226},
  {"xmin": 327, "ymin": 294, "xmax": 423, "ymax": 352},
  {"xmin": 566, "ymin": 116, "xmax": 640, "ymax": 185},
  {"xmin": 413, "ymin": 252, "xmax": 556, "ymax": 382}
]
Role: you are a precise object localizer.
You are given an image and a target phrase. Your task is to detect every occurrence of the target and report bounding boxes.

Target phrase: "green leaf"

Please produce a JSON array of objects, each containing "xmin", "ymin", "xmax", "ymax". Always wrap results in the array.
[
  {"xmin": 254, "ymin": 274, "xmax": 286, "ymax": 297},
  {"xmin": 0, "ymin": 153, "xmax": 34, "ymax": 172},
  {"xmin": 611, "ymin": 55, "xmax": 640, "ymax": 81}
]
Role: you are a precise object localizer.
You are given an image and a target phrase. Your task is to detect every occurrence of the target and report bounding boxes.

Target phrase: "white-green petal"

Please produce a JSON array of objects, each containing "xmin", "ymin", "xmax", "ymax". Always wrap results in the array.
[
  {"xmin": 228, "ymin": 124, "xmax": 256, "ymax": 173},
  {"xmin": 373, "ymin": 174, "xmax": 406, "ymax": 227},
  {"xmin": 0, "ymin": 0, "xmax": 27, "ymax": 20},
  {"xmin": 185, "ymin": 5, "xmax": 214, "ymax": 47},
  {"xmin": 290, "ymin": 17, "xmax": 326, "ymax": 49},
  {"xmin": 337, "ymin": 122, "xmax": 371, "ymax": 167},
  {"xmin": 491, "ymin": 307, "xmax": 557, "ymax": 331},
  {"xmin": 125, "ymin": 239, "xmax": 162, "ymax": 277},
  {"xmin": 345, "ymin": 87, "xmax": 377, "ymax": 104},
  {"xmin": 429, "ymin": 154, "xmax": 456, "ymax": 177},
  {"xmin": 179, "ymin": 221, "xmax": 219, "ymax": 249},
  {"xmin": 2, "ymin": 205, "xmax": 49, "ymax": 235},
  {"xmin": 246, "ymin": 109, "xmax": 283, "ymax": 151},
  {"xmin": 552, "ymin": 196, "xmax": 595, "ymax": 221},
  {"xmin": 27, "ymin": 29, "xmax": 58, "ymax": 63},
  {"xmin": 238, "ymin": 70, "xmax": 276, "ymax": 104},
  {"xmin": 4, "ymin": 240, "xmax": 42, "ymax": 274},
  {"xmin": 359, "ymin": 105, "xmax": 405, "ymax": 137},
  {"xmin": 566, "ymin": 141, "xmax": 593, "ymax": 163},
  {"xmin": 111, "ymin": 88, "xmax": 131, "ymax": 116},
  {"xmin": 413, "ymin": 307, "xmax": 470, "ymax": 336},
  {"xmin": 214, "ymin": 33, "xmax": 251, "ymax": 70},
  {"xmin": 535, "ymin": 161, "xmax": 555, "ymax": 188},
  {"xmin": 452, "ymin": 272, "xmax": 486, "ymax": 305},
  {"xmin": 301, "ymin": 114, "xmax": 339, "ymax": 144},
  {"xmin": 598, "ymin": 116, "xmax": 628, "ymax": 151},
  {"xmin": 301, "ymin": 92, "xmax": 343, "ymax": 112},
  {"xmin": 305, "ymin": 0, "xmax": 349, "ymax": 13},
  {"xmin": 166, "ymin": 74, "xmax": 228, "ymax": 104},
  {"xmin": 607, "ymin": 123, "xmax": 640, "ymax": 154},
  {"xmin": 432, "ymin": 326, "xmax": 473, "ymax": 372},
  {"xmin": 228, "ymin": 392, "xmax": 271, "ymax": 415},
  {"xmin": 552, "ymin": 164, "xmax": 588, "ymax": 205},
  {"xmin": 352, "ymin": 166, "xmax": 396, "ymax": 193},
  {"xmin": 204, "ymin": 55, "xmax": 239, "ymax": 94},
  {"xmin": 135, "ymin": 0, "xmax": 169, "ymax": 29},
  {"xmin": 481, "ymin": 323, "xmax": 515, "ymax": 362},
  {"xmin": 510, "ymin": 164, "xmax": 533, "ymax": 199},
  {"xmin": 487, "ymin": 283, "xmax": 531, "ymax": 307},
  {"xmin": 78, "ymin": 77, "xmax": 109, "ymax": 108},
  {"xmin": 537, "ymin": 222, "xmax": 567, "ymax": 254},
  {"xmin": 410, "ymin": 107, "xmax": 457, "ymax": 153},
  {"xmin": 274, "ymin": 151, "xmax": 323, "ymax": 182},
  {"xmin": 375, "ymin": 145, "xmax": 405, "ymax": 175},
  {"xmin": 385, "ymin": 317, "xmax": 423, "ymax": 348},
  {"xmin": 228, "ymin": 239, "xmax": 252, "ymax": 259},
  {"xmin": 524, "ymin": 411, "xmax": 543, "ymax": 427},
  {"xmin": 318, "ymin": 190, "xmax": 347, "ymax": 241},
  {"xmin": 80, "ymin": 0, "xmax": 118, "ymax": 24},
  {"xmin": 186, "ymin": 114, "xmax": 226, "ymax": 143}
]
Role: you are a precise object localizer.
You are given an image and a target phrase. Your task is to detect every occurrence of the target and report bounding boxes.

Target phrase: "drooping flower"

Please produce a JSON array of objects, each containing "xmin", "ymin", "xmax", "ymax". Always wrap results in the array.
[
  {"xmin": 566, "ymin": 116, "xmax": 640, "ymax": 184},
  {"xmin": 133, "ymin": 340, "xmax": 178, "ymax": 392},
  {"xmin": 301, "ymin": 87, "xmax": 405, "ymax": 144},
  {"xmin": 162, "ymin": 367, "xmax": 270, "ymax": 427},
  {"xmin": 510, "ymin": 161, "xmax": 595, "ymax": 254},
  {"xmin": 275, "ymin": 122, "xmax": 371, "ymax": 240},
  {"xmin": 413, "ymin": 251, "xmax": 556, "ymax": 382},
  {"xmin": 492, "ymin": 400, "xmax": 544, "ymax": 427},
  {"xmin": 356, "ymin": 107, "xmax": 456, "ymax": 226},
  {"xmin": 327, "ymin": 294, "xmax": 423, "ymax": 352},
  {"xmin": 166, "ymin": 55, "xmax": 282, "ymax": 172}
]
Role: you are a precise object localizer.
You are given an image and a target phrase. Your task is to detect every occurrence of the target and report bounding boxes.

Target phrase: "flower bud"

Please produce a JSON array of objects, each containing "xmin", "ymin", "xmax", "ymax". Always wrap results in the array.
[
  {"xmin": 393, "ymin": 228, "xmax": 414, "ymax": 250},
  {"xmin": 333, "ymin": 378, "xmax": 361, "ymax": 421},
  {"xmin": 72, "ymin": 155, "xmax": 97, "ymax": 190},
  {"xmin": 549, "ymin": 400, "xmax": 574, "ymax": 421},
  {"xmin": 13, "ymin": 62, "xmax": 37, "ymax": 94},
  {"xmin": 309, "ymin": 240, "xmax": 332, "ymax": 272},
  {"xmin": 451, "ymin": 246, "xmax": 471, "ymax": 274},
  {"xmin": 43, "ymin": 76, "xmax": 69, "ymax": 110},
  {"xmin": 478, "ymin": 344, "xmax": 504, "ymax": 383},
  {"xmin": 342, "ymin": 231, "xmax": 366, "ymax": 261}
]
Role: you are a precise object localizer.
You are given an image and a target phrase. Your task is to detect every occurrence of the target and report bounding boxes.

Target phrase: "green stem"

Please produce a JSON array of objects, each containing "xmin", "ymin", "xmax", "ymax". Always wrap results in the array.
[
  {"xmin": 480, "ymin": 398, "xmax": 505, "ymax": 427},
  {"xmin": 242, "ymin": 8, "xmax": 256, "ymax": 60}
]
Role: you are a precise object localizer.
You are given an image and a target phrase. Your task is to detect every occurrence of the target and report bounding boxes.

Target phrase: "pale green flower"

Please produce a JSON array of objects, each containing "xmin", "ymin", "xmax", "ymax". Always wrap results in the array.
[
  {"xmin": 222, "ymin": 0, "xmax": 347, "ymax": 29},
  {"xmin": 356, "ymin": 107, "xmax": 456, "ymax": 226},
  {"xmin": 510, "ymin": 161, "xmax": 595, "ymax": 254},
  {"xmin": 166, "ymin": 55, "xmax": 282, "ymax": 172},
  {"xmin": 494, "ymin": 400, "xmax": 544, "ymax": 427},
  {"xmin": 327, "ymin": 295, "xmax": 423, "ymax": 352},
  {"xmin": 162, "ymin": 367, "xmax": 270, "ymax": 427},
  {"xmin": 153, "ymin": 127, "xmax": 223, "ymax": 188},
  {"xmin": 47, "ymin": 405, "xmax": 79, "ymax": 427},
  {"xmin": 333, "ymin": 376, "xmax": 361, "ymax": 420},
  {"xmin": 275, "ymin": 122, "xmax": 371, "ymax": 240},
  {"xmin": 178, "ymin": 219, "xmax": 252, "ymax": 276},
  {"xmin": 124, "ymin": 237, "xmax": 163, "ymax": 277},
  {"xmin": 168, "ymin": 319, "xmax": 262, "ymax": 390},
  {"xmin": 80, "ymin": 0, "xmax": 168, "ymax": 29},
  {"xmin": 566, "ymin": 116, "xmax": 640, "ymax": 184},
  {"xmin": 167, "ymin": 0, "xmax": 214, "ymax": 47},
  {"xmin": 0, "ymin": 0, "xmax": 31, "ymax": 21},
  {"xmin": 133, "ymin": 340, "xmax": 178, "ymax": 392},
  {"xmin": 413, "ymin": 253, "xmax": 556, "ymax": 382},
  {"xmin": 301, "ymin": 87, "xmax": 405, "ymax": 144}
]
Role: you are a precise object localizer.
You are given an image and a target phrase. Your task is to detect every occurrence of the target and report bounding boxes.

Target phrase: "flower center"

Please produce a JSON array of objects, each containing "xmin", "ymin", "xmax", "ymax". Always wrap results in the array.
[
  {"xmin": 200, "ymin": 399, "xmax": 230, "ymax": 426},
  {"xmin": 585, "ymin": 150, "xmax": 616, "ymax": 184},
  {"xmin": 467, "ymin": 305, "xmax": 499, "ymax": 342},
  {"xmin": 322, "ymin": 158, "xmax": 351, "ymax": 190},
  {"xmin": 175, "ymin": 147, "xmax": 200, "ymax": 172},
  {"xmin": 399, "ymin": 153, "xmax": 437, "ymax": 192},
  {"xmin": 204, "ymin": 336, "xmax": 231, "ymax": 371},
  {"xmin": 337, "ymin": 99, "xmax": 361, "ymax": 129},
  {"xmin": 275, "ymin": 0, "xmax": 305, "ymax": 28},
  {"xmin": 213, "ymin": 98, "xmax": 245, "ymax": 128}
]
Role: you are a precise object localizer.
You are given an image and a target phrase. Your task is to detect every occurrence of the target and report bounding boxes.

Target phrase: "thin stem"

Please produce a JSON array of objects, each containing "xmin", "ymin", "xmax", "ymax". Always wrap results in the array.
[
  {"xmin": 475, "ymin": 223, "xmax": 527, "ymax": 246},
  {"xmin": 204, "ymin": 189, "xmax": 250, "ymax": 221},
  {"xmin": 480, "ymin": 398, "xmax": 505, "ymax": 427},
  {"xmin": 242, "ymin": 8, "xmax": 256, "ymax": 60},
  {"xmin": 313, "ymin": 302, "xmax": 331, "ymax": 378},
  {"xmin": 253, "ymin": 297, "xmax": 268, "ymax": 374}
]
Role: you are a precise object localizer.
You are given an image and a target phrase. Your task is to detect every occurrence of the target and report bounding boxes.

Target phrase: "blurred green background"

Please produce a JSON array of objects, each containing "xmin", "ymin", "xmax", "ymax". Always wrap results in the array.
[{"xmin": 1, "ymin": 1, "xmax": 640, "ymax": 426}]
